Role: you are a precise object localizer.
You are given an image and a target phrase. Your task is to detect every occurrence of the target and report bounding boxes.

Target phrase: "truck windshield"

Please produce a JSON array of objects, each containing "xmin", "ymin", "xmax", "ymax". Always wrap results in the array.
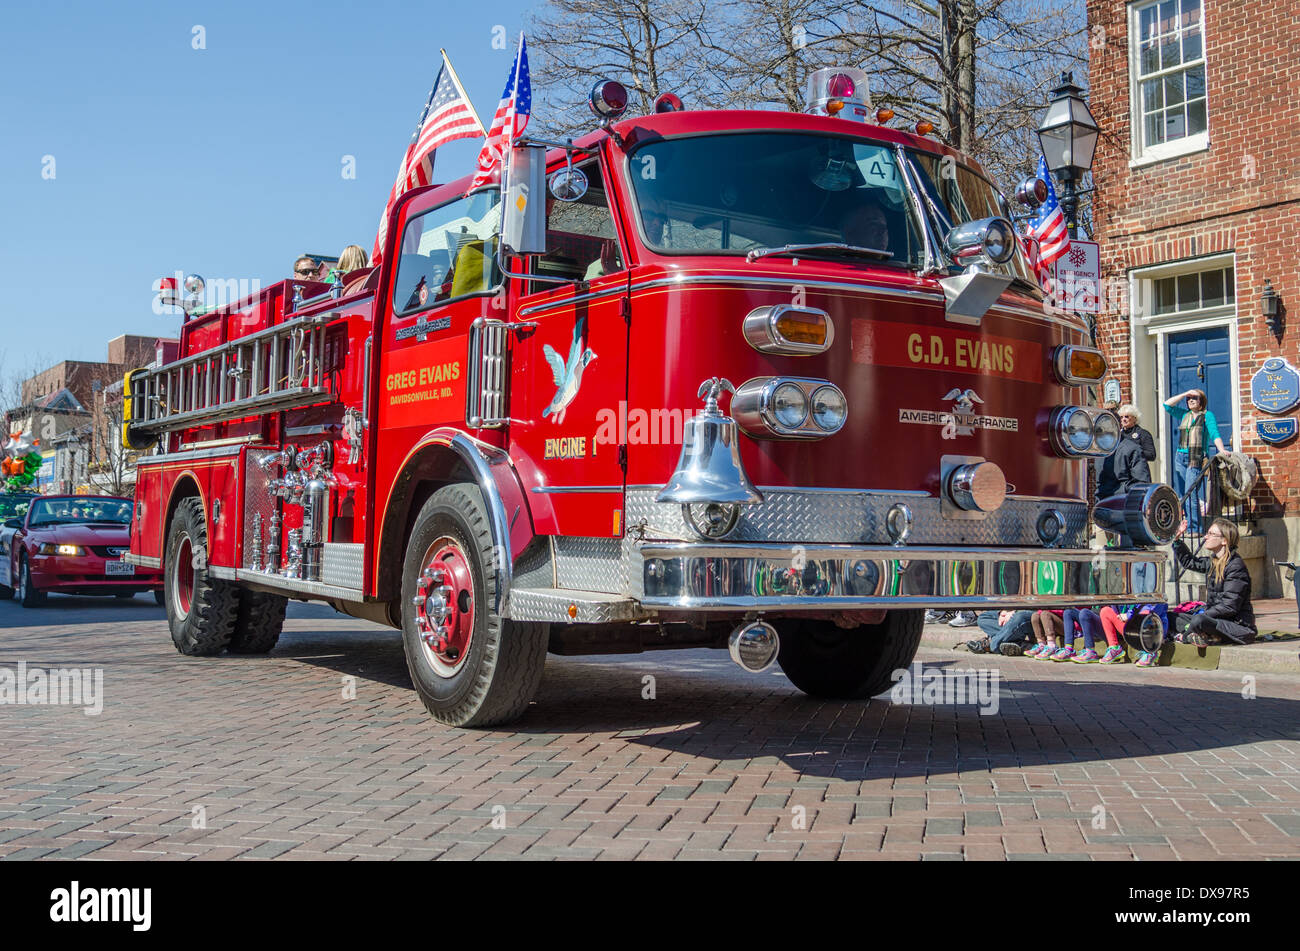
[
  {"xmin": 628, "ymin": 133, "xmax": 925, "ymax": 268},
  {"xmin": 905, "ymin": 151, "xmax": 1037, "ymax": 286}
]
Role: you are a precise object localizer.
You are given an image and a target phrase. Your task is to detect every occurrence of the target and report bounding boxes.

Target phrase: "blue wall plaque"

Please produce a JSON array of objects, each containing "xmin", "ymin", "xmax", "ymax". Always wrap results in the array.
[
  {"xmin": 1251, "ymin": 358, "xmax": 1300, "ymax": 414},
  {"xmin": 1256, "ymin": 417, "xmax": 1297, "ymax": 444}
]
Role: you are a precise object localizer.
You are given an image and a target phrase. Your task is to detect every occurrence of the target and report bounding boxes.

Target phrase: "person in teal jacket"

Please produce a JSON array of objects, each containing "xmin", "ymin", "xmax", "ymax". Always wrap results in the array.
[{"xmin": 1164, "ymin": 388, "xmax": 1228, "ymax": 533}]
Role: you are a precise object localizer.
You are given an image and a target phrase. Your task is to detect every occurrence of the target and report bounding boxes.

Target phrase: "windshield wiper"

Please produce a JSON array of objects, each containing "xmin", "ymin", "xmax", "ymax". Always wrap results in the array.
[{"xmin": 745, "ymin": 242, "xmax": 892, "ymax": 263}]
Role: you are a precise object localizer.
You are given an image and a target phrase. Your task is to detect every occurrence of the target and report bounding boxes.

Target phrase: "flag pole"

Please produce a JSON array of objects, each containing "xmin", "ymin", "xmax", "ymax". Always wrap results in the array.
[{"xmin": 441, "ymin": 48, "xmax": 488, "ymax": 137}]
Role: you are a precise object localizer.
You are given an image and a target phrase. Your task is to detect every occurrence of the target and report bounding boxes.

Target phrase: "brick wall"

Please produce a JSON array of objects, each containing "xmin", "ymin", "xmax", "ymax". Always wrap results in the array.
[{"xmin": 1088, "ymin": 0, "xmax": 1300, "ymax": 520}]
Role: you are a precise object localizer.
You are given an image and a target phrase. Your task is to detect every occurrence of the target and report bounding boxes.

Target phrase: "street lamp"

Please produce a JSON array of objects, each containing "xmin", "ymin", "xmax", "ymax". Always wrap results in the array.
[{"xmin": 1037, "ymin": 71, "xmax": 1099, "ymax": 238}]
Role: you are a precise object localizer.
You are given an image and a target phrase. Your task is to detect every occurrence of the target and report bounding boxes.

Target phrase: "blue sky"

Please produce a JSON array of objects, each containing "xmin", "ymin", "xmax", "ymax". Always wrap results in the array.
[{"xmin": 0, "ymin": 0, "xmax": 535, "ymax": 376}]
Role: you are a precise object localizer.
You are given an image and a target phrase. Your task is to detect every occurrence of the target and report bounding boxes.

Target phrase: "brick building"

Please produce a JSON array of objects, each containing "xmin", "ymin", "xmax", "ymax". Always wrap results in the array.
[{"xmin": 1087, "ymin": 0, "xmax": 1300, "ymax": 594}]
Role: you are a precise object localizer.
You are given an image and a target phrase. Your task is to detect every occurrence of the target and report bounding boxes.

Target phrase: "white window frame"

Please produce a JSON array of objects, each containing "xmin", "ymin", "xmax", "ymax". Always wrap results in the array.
[
  {"xmin": 1127, "ymin": 252, "xmax": 1239, "ymax": 484},
  {"xmin": 1127, "ymin": 0, "xmax": 1210, "ymax": 167}
]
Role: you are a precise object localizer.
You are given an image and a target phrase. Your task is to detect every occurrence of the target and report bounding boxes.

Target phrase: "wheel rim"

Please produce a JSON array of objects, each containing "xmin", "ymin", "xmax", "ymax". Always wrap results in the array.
[
  {"xmin": 173, "ymin": 534, "xmax": 195, "ymax": 617},
  {"xmin": 412, "ymin": 536, "xmax": 475, "ymax": 678}
]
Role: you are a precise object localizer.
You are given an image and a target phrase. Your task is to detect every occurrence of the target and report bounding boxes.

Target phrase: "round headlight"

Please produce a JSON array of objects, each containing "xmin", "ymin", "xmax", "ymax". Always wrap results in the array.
[
  {"xmin": 771, "ymin": 383, "xmax": 808, "ymax": 429},
  {"xmin": 1065, "ymin": 408, "xmax": 1092, "ymax": 452},
  {"xmin": 810, "ymin": 385, "xmax": 847, "ymax": 432},
  {"xmin": 1092, "ymin": 411, "xmax": 1121, "ymax": 453},
  {"xmin": 982, "ymin": 218, "xmax": 1017, "ymax": 264}
]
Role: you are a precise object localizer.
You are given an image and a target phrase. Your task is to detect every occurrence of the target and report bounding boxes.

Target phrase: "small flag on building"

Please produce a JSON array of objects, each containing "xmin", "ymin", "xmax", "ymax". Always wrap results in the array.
[
  {"xmin": 372, "ymin": 52, "xmax": 484, "ymax": 267},
  {"xmin": 466, "ymin": 34, "xmax": 531, "ymax": 194},
  {"xmin": 1026, "ymin": 154, "xmax": 1070, "ymax": 293}
]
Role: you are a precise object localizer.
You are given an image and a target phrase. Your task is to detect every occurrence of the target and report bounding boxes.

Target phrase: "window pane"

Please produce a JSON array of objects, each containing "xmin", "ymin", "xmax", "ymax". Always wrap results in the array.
[
  {"xmin": 1140, "ymin": 40, "xmax": 1159, "ymax": 75},
  {"xmin": 1187, "ymin": 99, "xmax": 1207, "ymax": 135},
  {"xmin": 1142, "ymin": 78, "xmax": 1162, "ymax": 111},
  {"xmin": 1155, "ymin": 277, "xmax": 1176, "ymax": 313},
  {"xmin": 1201, "ymin": 269, "xmax": 1224, "ymax": 307},
  {"xmin": 1146, "ymin": 111, "xmax": 1165, "ymax": 146},
  {"xmin": 1140, "ymin": 4, "xmax": 1157, "ymax": 40},
  {"xmin": 1177, "ymin": 273, "xmax": 1199, "ymax": 309},
  {"xmin": 1161, "ymin": 34, "xmax": 1181, "ymax": 70},
  {"xmin": 1225, "ymin": 268, "xmax": 1235, "ymax": 303},
  {"xmin": 1165, "ymin": 107, "xmax": 1187, "ymax": 140},
  {"xmin": 1159, "ymin": 0, "xmax": 1177, "ymax": 30},
  {"xmin": 1180, "ymin": 0, "xmax": 1201, "ymax": 25},
  {"xmin": 1182, "ymin": 28, "xmax": 1202, "ymax": 62},
  {"xmin": 1164, "ymin": 73, "xmax": 1185, "ymax": 106},
  {"xmin": 1185, "ymin": 64, "xmax": 1206, "ymax": 100}
]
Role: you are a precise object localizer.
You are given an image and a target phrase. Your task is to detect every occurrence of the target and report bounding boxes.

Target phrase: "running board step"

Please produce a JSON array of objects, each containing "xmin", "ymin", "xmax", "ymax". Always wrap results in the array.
[{"xmin": 507, "ymin": 587, "xmax": 650, "ymax": 623}]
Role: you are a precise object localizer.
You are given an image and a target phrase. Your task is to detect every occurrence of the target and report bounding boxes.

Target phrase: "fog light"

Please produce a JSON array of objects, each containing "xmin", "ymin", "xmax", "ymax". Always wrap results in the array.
[
  {"xmin": 684, "ymin": 502, "xmax": 741, "ymax": 539},
  {"xmin": 1137, "ymin": 611, "xmax": 1165, "ymax": 653},
  {"xmin": 1036, "ymin": 509, "xmax": 1066, "ymax": 547},
  {"xmin": 886, "ymin": 503, "xmax": 913, "ymax": 545},
  {"xmin": 728, "ymin": 620, "xmax": 780, "ymax": 673}
]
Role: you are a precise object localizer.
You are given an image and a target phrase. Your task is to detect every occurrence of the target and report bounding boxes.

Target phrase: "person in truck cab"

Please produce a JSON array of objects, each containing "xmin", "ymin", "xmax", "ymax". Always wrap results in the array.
[
  {"xmin": 293, "ymin": 255, "xmax": 323, "ymax": 281},
  {"xmin": 840, "ymin": 197, "xmax": 891, "ymax": 251}
]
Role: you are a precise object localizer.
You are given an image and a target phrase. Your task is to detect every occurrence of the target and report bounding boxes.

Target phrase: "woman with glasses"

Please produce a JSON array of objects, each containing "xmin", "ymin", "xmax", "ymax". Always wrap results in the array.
[
  {"xmin": 1164, "ymin": 389, "xmax": 1228, "ymax": 533},
  {"xmin": 1171, "ymin": 516, "xmax": 1256, "ymax": 647},
  {"xmin": 1117, "ymin": 404, "xmax": 1156, "ymax": 463}
]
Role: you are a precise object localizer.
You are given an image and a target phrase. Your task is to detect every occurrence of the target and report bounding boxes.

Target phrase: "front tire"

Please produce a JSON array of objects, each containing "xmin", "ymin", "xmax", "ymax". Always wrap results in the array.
[
  {"xmin": 18, "ymin": 556, "xmax": 45, "ymax": 608},
  {"xmin": 400, "ymin": 483, "xmax": 547, "ymax": 728},
  {"xmin": 777, "ymin": 610, "xmax": 925, "ymax": 700},
  {"xmin": 165, "ymin": 497, "xmax": 238, "ymax": 656}
]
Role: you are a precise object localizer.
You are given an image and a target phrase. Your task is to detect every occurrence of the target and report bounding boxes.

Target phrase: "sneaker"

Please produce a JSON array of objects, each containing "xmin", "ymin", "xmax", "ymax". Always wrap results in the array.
[
  {"xmin": 1135, "ymin": 651, "xmax": 1156, "ymax": 668},
  {"xmin": 998, "ymin": 641, "xmax": 1025, "ymax": 657},
  {"xmin": 1099, "ymin": 646, "xmax": 1127, "ymax": 665},
  {"xmin": 1050, "ymin": 646, "xmax": 1076, "ymax": 662},
  {"xmin": 924, "ymin": 610, "xmax": 954, "ymax": 624},
  {"xmin": 966, "ymin": 637, "xmax": 991, "ymax": 654},
  {"xmin": 1024, "ymin": 643, "xmax": 1047, "ymax": 658},
  {"xmin": 948, "ymin": 612, "xmax": 979, "ymax": 628},
  {"xmin": 1071, "ymin": 648, "xmax": 1100, "ymax": 663},
  {"xmin": 1035, "ymin": 643, "xmax": 1060, "ymax": 660}
]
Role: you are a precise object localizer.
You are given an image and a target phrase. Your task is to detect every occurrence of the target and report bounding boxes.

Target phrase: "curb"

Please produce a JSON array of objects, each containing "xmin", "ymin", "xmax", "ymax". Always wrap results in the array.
[{"xmin": 921, "ymin": 624, "xmax": 1300, "ymax": 675}]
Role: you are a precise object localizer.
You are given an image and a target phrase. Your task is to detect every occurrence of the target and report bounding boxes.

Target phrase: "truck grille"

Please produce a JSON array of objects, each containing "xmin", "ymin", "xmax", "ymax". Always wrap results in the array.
[{"xmin": 466, "ymin": 318, "xmax": 509, "ymax": 427}]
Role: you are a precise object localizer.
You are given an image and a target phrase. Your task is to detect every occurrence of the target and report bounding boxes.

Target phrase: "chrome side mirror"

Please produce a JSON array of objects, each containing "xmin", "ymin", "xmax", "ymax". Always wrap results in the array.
[
  {"xmin": 549, "ymin": 166, "xmax": 588, "ymax": 203},
  {"xmin": 502, "ymin": 145, "xmax": 547, "ymax": 255}
]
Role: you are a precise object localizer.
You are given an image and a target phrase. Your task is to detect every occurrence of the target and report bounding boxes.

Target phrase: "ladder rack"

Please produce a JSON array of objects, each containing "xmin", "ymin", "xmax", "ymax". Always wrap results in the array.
[{"xmin": 125, "ymin": 311, "xmax": 336, "ymax": 436}]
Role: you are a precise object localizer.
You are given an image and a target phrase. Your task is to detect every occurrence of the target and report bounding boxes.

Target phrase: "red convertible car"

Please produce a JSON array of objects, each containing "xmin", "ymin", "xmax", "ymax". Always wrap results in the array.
[{"xmin": 1, "ymin": 494, "xmax": 163, "ymax": 606}]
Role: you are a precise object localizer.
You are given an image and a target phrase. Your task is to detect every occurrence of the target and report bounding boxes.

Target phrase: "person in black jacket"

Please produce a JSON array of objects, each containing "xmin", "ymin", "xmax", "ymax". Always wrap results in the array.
[
  {"xmin": 1118, "ymin": 404, "xmax": 1156, "ymax": 462},
  {"xmin": 1172, "ymin": 516, "xmax": 1256, "ymax": 645},
  {"xmin": 1096, "ymin": 423, "xmax": 1152, "ymax": 498}
]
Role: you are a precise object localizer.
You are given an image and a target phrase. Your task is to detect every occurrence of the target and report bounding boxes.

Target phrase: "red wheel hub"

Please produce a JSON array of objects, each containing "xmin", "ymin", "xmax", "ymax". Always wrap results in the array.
[
  {"xmin": 413, "ymin": 539, "xmax": 475, "ymax": 676},
  {"xmin": 174, "ymin": 535, "xmax": 195, "ymax": 616}
]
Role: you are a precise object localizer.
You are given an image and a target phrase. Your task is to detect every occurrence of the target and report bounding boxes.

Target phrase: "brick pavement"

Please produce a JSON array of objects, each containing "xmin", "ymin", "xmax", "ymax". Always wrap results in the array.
[{"xmin": 0, "ymin": 595, "xmax": 1297, "ymax": 860}]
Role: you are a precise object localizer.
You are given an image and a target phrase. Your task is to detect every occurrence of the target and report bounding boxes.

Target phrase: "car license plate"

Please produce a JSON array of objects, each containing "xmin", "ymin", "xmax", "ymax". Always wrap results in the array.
[{"xmin": 106, "ymin": 560, "xmax": 135, "ymax": 577}]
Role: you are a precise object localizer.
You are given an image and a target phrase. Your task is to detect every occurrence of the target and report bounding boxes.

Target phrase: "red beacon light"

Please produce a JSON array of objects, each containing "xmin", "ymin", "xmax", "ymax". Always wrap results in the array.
[
  {"xmin": 589, "ymin": 79, "xmax": 630, "ymax": 121},
  {"xmin": 653, "ymin": 92, "xmax": 684, "ymax": 113},
  {"xmin": 804, "ymin": 67, "xmax": 871, "ymax": 123}
]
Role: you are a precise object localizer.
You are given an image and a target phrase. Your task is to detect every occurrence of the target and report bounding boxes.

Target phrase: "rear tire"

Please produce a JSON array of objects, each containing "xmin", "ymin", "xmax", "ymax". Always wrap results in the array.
[
  {"xmin": 165, "ymin": 497, "xmax": 237, "ymax": 656},
  {"xmin": 115, "ymin": 591, "xmax": 135, "ymax": 600},
  {"xmin": 18, "ymin": 556, "xmax": 45, "ymax": 608},
  {"xmin": 153, "ymin": 589, "xmax": 165, "ymax": 606},
  {"xmin": 228, "ymin": 589, "xmax": 287, "ymax": 654},
  {"xmin": 400, "ymin": 483, "xmax": 547, "ymax": 727},
  {"xmin": 777, "ymin": 609, "xmax": 925, "ymax": 700}
]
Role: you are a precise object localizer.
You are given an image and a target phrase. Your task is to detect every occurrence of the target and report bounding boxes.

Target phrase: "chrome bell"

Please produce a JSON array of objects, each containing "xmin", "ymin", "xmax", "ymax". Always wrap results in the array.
[{"xmin": 656, "ymin": 377, "xmax": 764, "ymax": 505}]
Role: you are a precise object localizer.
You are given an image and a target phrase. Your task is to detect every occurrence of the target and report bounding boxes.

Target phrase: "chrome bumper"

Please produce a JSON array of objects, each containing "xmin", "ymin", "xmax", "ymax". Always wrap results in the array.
[{"xmin": 636, "ymin": 543, "xmax": 1164, "ymax": 611}]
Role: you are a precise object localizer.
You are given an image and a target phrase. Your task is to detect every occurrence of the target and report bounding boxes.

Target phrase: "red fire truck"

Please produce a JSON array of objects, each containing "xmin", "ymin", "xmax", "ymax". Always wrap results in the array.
[{"xmin": 122, "ymin": 70, "xmax": 1177, "ymax": 726}]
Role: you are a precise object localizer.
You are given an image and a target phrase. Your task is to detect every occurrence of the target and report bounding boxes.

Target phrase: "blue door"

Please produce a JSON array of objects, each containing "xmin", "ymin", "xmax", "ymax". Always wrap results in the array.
[{"xmin": 1166, "ymin": 327, "xmax": 1233, "ymax": 478}]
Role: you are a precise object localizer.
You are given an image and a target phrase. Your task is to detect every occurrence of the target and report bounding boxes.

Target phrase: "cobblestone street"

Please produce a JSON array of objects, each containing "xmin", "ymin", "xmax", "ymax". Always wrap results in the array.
[{"xmin": 1, "ymin": 596, "xmax": 1298, "ymax": 860}]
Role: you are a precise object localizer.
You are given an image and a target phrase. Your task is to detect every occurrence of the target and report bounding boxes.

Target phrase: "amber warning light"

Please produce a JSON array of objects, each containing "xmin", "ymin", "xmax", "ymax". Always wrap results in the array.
[{"xmin": 804, "ymin": 67, "xmax": 871, "ymax": 122}]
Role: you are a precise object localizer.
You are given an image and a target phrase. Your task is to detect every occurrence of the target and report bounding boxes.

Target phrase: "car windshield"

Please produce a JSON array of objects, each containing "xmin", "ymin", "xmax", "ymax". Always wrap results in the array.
[
  {"xmin": 26, "ymin": 498, "xmax": 133, "ymax": 527},
  {"xmin": 905, "ymin": 150, "xmax": 1037, "ymax": 287},
  {"xmin": 628, "ymin": 132, "xmax": 925, "ymax": 267}
]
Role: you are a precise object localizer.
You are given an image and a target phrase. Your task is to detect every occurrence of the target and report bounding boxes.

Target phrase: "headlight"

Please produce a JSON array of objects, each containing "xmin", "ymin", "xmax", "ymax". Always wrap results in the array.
[
  {"xmin": 39, "ymin": 544, "xmax": 84, "ymax": 556},
  {"xmin": 771, "ymin": 383, "xmax": 808, "ymax": 428},
  {"xmin": 1092, "ymin": 411, "xmax": 1121, "ymax": 453},
  {"xmin": 1064, "ymin": 408, "xmax": 1092, "ymax": 452},
  {"xmin": 810, "ymin": 385, "xmax": 847, "ymax": 432}
]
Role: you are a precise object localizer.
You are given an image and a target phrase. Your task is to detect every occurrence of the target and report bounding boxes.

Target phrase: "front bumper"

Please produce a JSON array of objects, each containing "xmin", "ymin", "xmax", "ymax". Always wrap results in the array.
[
  {"xmin": 636, "ymin": 543, "xmax": 1164, "ymax": 611},
  {"xmin": 30, "ymin": 555, "xmax": 163, "ymax": 591}
]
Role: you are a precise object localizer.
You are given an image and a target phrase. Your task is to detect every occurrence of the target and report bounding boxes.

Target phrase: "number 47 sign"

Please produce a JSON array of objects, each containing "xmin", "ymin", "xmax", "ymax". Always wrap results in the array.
[{"xmin": 1054, "ymin": 239, "xmax": 1100, "ymax": 314}]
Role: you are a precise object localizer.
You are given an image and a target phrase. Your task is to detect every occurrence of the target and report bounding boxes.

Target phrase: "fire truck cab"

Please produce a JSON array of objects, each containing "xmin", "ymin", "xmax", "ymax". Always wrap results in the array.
[{"xmin": 124, "ymin": 72, "xmax": 1177, "ymax": 727}]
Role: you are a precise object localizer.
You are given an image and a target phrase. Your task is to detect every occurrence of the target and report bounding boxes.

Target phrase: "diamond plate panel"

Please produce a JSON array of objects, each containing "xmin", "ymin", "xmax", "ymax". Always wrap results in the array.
[
  {"xmin": 553, "ymin": 536, "xmax": 625, "ymax": 593},
  {"xmin": 321, "ymin": 543, "xmax": 364, "ymax": 590},
  {"xmin": 243, "ymin": 448, "xmax": 281, "ymax": 571},
  {"xmin": 508, "ymin": 587, "xmax": 650, "ymax": 623},
  {"xmin": 624, "ymin": 488, "xmax": 1087, "ymax": 547},
  {"xmin": 512, "ymin": 539, "xmax": 554, "ymax": 590}
]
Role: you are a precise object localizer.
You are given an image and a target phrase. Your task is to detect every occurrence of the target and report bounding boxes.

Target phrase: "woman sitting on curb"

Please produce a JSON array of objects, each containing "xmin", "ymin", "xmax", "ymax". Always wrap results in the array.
[{"xmin": 1172, "ymin": 516, "xmax": 1257, "ymax": 646}]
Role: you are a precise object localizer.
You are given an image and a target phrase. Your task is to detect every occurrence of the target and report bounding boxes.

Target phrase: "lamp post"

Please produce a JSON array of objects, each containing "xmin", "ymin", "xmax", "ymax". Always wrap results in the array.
[{"xmin": 1037, "ymin": 72, "xmax": 1099, "ymax": 239}]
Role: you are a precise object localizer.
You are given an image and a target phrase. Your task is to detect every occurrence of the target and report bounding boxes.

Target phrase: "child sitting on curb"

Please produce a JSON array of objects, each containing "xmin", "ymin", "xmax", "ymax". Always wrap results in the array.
[{"xmin": 1025, "ymin": 609, "xmax": 1063, "ymax": 658}]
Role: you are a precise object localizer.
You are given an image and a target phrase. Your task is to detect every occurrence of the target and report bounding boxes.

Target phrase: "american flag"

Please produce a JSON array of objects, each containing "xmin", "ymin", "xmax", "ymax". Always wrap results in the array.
[
  {"xmin": 1026, "ymin": 154, "xmax": 1070, "ymax": 283},
  {"xmin": 372, "ymin": 56, "xmax": 483, "ymax": 266},
  {"xmin": 467, "ymin": 34, "xmax": 531, "ymax": 194}
]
